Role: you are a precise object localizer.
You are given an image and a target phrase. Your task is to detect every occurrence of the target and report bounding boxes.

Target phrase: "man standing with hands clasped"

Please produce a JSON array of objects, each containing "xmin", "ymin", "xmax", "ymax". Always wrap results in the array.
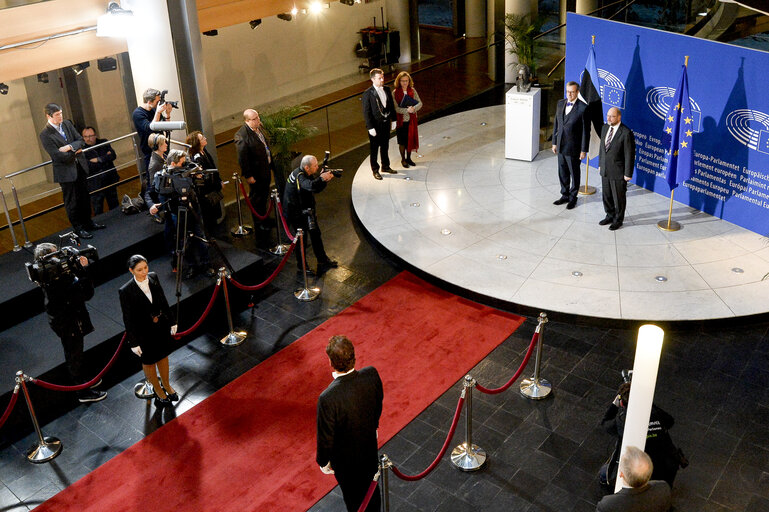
[
  {"xmin": 599, "ymin": 107, "xmax": 635, "ymax": 231},
  {"xmin": 362, "ymin": 68, "xmax": 397, "ymax": 181},
  {"xmin": 317, "ymin": 335, "xmax": 383, "ymax": 512},
  {"xmin": 552, "ymin": 81, "xmax": 590, "ymax": 210}
]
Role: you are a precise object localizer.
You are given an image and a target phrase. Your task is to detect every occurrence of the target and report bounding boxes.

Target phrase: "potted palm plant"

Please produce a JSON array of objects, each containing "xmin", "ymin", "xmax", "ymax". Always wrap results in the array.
[
  {"xmin": 259, "ymin": 105, "xmax": 318, "ymax": 189},
  {"xmin": 503, "ymin": 13, "xmax": 544, "ymax": 79}
]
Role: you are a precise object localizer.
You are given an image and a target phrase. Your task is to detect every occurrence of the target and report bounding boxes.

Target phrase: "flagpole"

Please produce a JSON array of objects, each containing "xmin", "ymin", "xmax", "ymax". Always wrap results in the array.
[
  {"xmin": 657, "ymin": 55, "xmax": 688, "ymax": 232},
  {"xmin": 580, "ymin": 35, "xmax": 597, "ymax": 196}
]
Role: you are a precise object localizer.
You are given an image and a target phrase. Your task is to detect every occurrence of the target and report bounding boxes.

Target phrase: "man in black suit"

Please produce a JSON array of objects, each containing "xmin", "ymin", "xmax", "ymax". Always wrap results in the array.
[
  {"xmin": 234, "ymin": 109, "xmax": 273, "ymax": 240},
  {"xmin": 317, "ymin": 335, "xmax": 383, "ymax": 512},
  {"xmin": 596, "ymin": 446, "xmax": 671, "ymax": 512},
  {"xmin": 39, "ymin": 104, "xmax": 105, "ymax": 239},
  {"xmin": 599, "ymin": 107, "xmax": 636, "ymax": 230},
  {"xmin": 82, "ymin": 126, "xmax": 119, "ymax": 215},
  {"xmin": 362, "ymin": 68, "xmax": 397, "ymax": 181},
  {"xmin": 552, "ymin": 81, "xmax": 590, "ymax": 209}
]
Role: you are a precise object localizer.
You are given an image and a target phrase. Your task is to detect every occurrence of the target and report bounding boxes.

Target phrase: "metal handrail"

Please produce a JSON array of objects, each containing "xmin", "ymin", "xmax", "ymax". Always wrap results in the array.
[{"xmin": 532, "ymin": 0, "xmax": 635, "ymax": 41}]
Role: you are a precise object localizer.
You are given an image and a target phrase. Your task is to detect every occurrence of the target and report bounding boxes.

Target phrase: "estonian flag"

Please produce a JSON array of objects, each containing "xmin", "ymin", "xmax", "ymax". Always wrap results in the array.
[
  {"xmin": 661, "ymin": 65, "xmax": 694, "ymax": 189},
  {"xmin": 579, "ymin": 44, "xmax": 604, "ymax": 163}
]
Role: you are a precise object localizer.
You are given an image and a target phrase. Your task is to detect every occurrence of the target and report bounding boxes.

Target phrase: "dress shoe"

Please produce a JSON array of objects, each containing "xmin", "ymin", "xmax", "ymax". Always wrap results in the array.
[
  {"xmin": 373, "ymin": 170, "xmax": 383, "ymax": 180},
  {"xmin": 553, "ymin": 198, "xmax": 569, "ymax": 206},
  {"xmin": 78, "ymin": 389, "xmax": 107, "ymax": 403},
  {"xmin": 609, "ymin": 222, "xmax": 622, "ymax": 231},
  {"xmin": 317, "ymin": 259, "xmax": 339, "ymax": 273},
  {"xmin": 406, "ymin": 157, "xmax": 416, "ymax": 166},
  {"xmin": 88, "ymin": 222, "xmax": 106, "ymax": 230},
  {"xmin": 76, "ymin": 229, "xmax": 93, "ymax": 239},
  {"xmin": 297, "ymin": 267, "xmax": 316, "ymax": 277},
  {"xmin": 598, "ymin": 217, "xmax": 613, "ymax": 226},
  {"xmin": 381, "ymin": 166, "xmax": 397, "ymax": 174},
  {"xmin": 154, "ymin": 396, "xmax": 173, "ymax": 408},
  {"xmin": 566, "ymin": 199, "xmax": 577, "ymax": 210},
  {"xmin": 401, "ymin": 159, "xmax": 410, "ymax": 169}
]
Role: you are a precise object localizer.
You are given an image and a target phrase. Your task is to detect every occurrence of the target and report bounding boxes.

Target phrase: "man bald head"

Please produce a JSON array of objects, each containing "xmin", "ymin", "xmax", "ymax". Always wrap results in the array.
[
  {"xmin": 606, "ymin": 107, "xmax": 621, "ymax": 127},
  {"xmin": 243, "ymin": 109, "xmax": 261, "ymax": 131}
]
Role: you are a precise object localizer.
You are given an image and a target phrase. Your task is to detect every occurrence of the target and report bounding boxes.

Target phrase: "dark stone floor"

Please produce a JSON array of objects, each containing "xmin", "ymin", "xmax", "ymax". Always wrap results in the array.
[{"xmin": 1, "ymin": 106, "xmax": 769, "ymax": 511}]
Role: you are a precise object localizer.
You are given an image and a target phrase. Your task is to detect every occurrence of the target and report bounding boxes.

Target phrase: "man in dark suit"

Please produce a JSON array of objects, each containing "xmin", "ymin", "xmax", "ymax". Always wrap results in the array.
[
  {"xmin": 317, "ymin": 335, "xmax": 383, "ymax": 512},
  {"xmin": 599, "ymin": 107, "xmax": 636, "ymax": 230},
  {"xmin": 596, "ymin": 446, "xmax": 671, "ymax": 512},
  {"xmin": 82, "ymin": 126, "xmax": 119, "ymax": 215},
  {"xmin": 552, "ymin": 81, "xmax": 590, "ymax": 209},
  {"xmin": 234, "ymin": 109, "xmax": 273, "ymax": 240},
  {"xmin": 362, "ymin": 68, "xmax": 397, "ymax": 181},
  {"xmin": 39, "ymin": 104, "xmax": 105, "ymax": 239}
]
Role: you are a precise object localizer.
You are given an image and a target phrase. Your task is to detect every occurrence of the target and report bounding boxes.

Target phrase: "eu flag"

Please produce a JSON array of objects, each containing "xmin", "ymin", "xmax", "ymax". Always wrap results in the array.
[{"xmin": 662, "ymin": 65, "xmax": 694, "ymax": 189}]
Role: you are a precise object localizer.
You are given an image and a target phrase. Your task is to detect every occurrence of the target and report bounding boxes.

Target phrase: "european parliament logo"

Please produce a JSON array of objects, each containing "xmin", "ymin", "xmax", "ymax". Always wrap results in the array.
[
  {"xmin": 578, "ymin": 68, "xmax": 626, "ymax": 109},
  {"xmin": 647, "ymin": 87, "xmax": 702, "ymax": 133},
  {"xmin": 726, "ymin": 109, "xmax": 769, "ymax": 154}
]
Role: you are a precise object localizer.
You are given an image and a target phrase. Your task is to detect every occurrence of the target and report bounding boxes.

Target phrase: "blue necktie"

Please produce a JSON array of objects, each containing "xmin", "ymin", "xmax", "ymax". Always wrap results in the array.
[{"xmin": 57, "ymin": 124, "xmax": 67, "ymax": 141}]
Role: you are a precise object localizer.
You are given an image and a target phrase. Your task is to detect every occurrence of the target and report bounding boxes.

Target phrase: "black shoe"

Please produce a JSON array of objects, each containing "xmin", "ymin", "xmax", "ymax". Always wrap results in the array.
[
  {"xmin": 373, "ymin": 170, "xmax": 383, "ymax": 180},
  {"xmin": 75, "ymin": 229, "xmax": 93, "ymax": 239},
  {"xmin": 203, "ymin": 267, "xmax": 217, "ymax": 277},
  {"xmin": 553, "ymin": 198, "xmax": 569, "ymax": 206},
  {"xmin": 78, "ymin": 389, "xmax": 107, "ymax": 403},
  {"xmin": 88, "ymin": 222, "xmax": 106, "ymax": 230},
  {"xmin": 297, "ymin": 267, "xmax": 316, "ymax": 277},
  {"xmin": 154, "ymin": 396, "xmax": 173, "ymax": 408},
  {"xmin": 381, "ymin": 166, "xmax": 397, "ymax": 174},
  {"xmin": 566, "ymin": 199, "xmax": 577, "ymax": 210},
  {"xmin": 166, "ymin": 392, "xmax": 179, "ymax": 402},
  {"xmin": 401, "ymin": 159, "xmax": 410, "ymax": 169},
  {"xmin": 598, "ymin": 217, "xmax": 613, "ymax": 226},
  {"xmin": 609, "ymin": 222, "xmax": 622, "ymax": 231},
  {"xmin": 406, "ymin": 157, "xmax": 416, "ymax": 166},
  {"xmin": 317, "ymin": 259, "xmax": 338, "ymax": 272}
]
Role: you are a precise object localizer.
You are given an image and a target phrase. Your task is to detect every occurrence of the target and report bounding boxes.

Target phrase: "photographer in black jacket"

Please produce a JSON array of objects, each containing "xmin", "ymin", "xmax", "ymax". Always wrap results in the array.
[
  {"xmin": 32, "ymin": 242, "xmax": 107, "ymax": 403},
  {"xmin": 283, "ymin": 154, "xmax": 338, "ymax": 275}
]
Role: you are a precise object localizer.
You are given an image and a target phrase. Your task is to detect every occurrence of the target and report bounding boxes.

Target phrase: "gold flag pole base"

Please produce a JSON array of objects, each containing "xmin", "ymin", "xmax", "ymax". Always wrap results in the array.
[
  {"xmin": 656, "ymin": 219, "xmax": 681, "ymax": 232},
  {"xmin": 579, "ymin": 185, "xmax": 596, "ymax": 195}
]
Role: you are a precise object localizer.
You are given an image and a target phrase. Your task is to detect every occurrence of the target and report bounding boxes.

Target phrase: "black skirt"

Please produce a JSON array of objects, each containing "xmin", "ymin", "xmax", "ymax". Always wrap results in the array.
[
  {"xmin": 137, "ymin": 313, "xmax": 176, "ymax": 365},
  {"xmin": 396, "ymin": 122, "xmax": 410, "ymax": 146}
]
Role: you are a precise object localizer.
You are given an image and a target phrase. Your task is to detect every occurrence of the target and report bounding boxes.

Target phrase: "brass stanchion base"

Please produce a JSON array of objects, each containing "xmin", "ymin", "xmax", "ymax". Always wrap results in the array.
[
  {"xmin": 27, "ymin": 437, "xmax": 62, "ymax": 463},
  {"xmin": 295, "ymin": 287, "xmax": 321, "ymax": 301},
  {"xmin": 134, "ymin": 380, "xmax": 155, "ymax": 399},
  {"xmin": 579, "ymin": 185, "xmax": 597, "ymax": 195},
  {"xmin": 221, "ymin": 330, "xmax": 247, "ymax": 347},
  {"xmin": 656, "ymin": 220, "xmax": 681, "ymax": 232},
  {"xmin": 520, "ymin": 377, "xmax": 552, "ymax": 400},
  {"xmin": 270, "ymin": 243, "xmax": 291, "ymax": 255},
  {"xmin": 231, "ymin": 225, "xmax": 253, "ymax": 237},
  {"xmin": 450, "ymin": 442, "xmax": 487, "ymax": 471}
]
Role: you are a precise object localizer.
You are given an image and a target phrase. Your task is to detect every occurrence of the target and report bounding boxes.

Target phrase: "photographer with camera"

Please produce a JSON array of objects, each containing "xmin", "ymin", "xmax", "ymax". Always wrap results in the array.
[
  {"xmin": 283, "ymin": 154, "xmax": 338, "ymax": 275},
  {"xmin": 132, "ymin": 88, "xmax": 174, "ymax": 198},
  {"xmin": 30, "ymin": 240, "xmax": 107, "ymax": 403}
]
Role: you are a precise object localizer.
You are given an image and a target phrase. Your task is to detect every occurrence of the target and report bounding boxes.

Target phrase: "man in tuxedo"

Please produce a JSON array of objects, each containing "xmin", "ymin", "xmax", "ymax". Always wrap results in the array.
[
  {"xmin": 234, "ymin": 109, "xmax": 273, "ymax": 241},
  {"xmin": 317, "ymin": 335, "xmax": 383, "ymax": 512},
  {"xmin": 596, "ymin": 446, "xmax": 671, "ymax": 512},
  {"xmin": 362, "ymin": 68, "xmax": 397, "ymax": 181},
  {"xmin": 39, "ymin": 104, "xmax": 105, "ymax": 239},
  {"xmin": 599, "ymin": 107, "xmax": 635, "ymax": 230},
  {"xmin": 552, "ymin": 81, "xmax": 590, "ymax": 209}
]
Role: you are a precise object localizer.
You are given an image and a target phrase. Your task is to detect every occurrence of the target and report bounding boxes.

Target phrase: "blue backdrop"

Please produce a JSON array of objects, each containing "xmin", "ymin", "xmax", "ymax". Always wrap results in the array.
[{"xmin": 565, "ymin": 13, "xmax": 769, "ymax": 235}]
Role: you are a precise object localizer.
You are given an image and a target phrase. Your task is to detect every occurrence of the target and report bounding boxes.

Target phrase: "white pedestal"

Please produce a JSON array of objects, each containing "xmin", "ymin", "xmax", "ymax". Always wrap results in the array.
[{"xmin": 505, "ymin": 88, "xmax": 541, "ymax": 161}]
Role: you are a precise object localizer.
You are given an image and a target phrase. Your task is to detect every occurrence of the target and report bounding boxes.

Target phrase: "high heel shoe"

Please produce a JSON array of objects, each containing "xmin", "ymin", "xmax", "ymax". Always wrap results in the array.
[
  {"xmin": 166, "ymin": 392, "xmax": 179, "ymax": 402},
  {"xmin": 154, "ymin": 396, "xmax": 172, "ymax": 408},
  {"xmin": 401, "ymin": 159, "xmax": 409, "ymax": 168}
]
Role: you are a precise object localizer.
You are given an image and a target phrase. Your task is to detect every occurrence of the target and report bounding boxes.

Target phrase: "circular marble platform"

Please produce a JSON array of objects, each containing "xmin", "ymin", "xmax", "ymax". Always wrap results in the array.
[{"xmin": 350, "ymin": 105, "xmax": 769, "ymax": 321}]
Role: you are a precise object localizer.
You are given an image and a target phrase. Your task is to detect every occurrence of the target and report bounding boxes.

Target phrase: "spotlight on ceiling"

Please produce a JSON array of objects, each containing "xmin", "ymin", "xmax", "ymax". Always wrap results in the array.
[
  {"xmin": 277, "ymin": 13, "xmax": 292, "ymax": 21},
  {"xmin": 309, "ymin": 1, "xmax": 323, "ymax": 13},
  {"xmin": 340, "ymin": 0, "xmax": 355, "ymax": 5},
  {"xmin": 72, "ymin": 62, "xmax": 90, "ymax": 75},
  {"xmin": 0, "ymin": 83, "xmax": 8, "ymax": 95},
  {"xmin": 96, "ymin": 1, "xmax": 135, "ymax": 38},
  {"xmin": 37, "ymin": 73, "xmax": 49, "ymax": 83},
  {"xmin": 203, "ymin": 29, "xmax": 218, "ymax": 36},
  {"xmin": 290, "ymin": 6, "xmax": 298, "ymax": 15},
  {"xmin": 249, "ymin": 19, "xmax": 262, "ymax": 29}
]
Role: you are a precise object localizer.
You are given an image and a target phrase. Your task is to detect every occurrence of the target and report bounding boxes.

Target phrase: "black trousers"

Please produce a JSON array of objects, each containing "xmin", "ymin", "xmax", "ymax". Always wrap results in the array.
[
  {"xmin": 248, "ymin": 180, "xmax": 271, "ymax": 227},
  {"xmin": 368, "ymin": 122, "xmax": 391, "ymax": 170},
  {"xmin": 60, "ymin": 331, "xmax": 84, "ymax": 384},
  {"xmin": 557, "ymin": 153, "xmax": 582, "ymax": 201},
  {"xmin": 91, "ymin": 187, "xmax": 119, "ymax": 215},
  {"xmin": 60, "ymin": 164, "xmax": 92, "ymax": 230},
  {"xmin": 602, "ymin": 177, "xmax": 628, "ymax": 224},
  {"xmin": 337, "ymin": 472, "xmax": 380, "ymax": 512},
  {"xmin": 288, "ymin": 212, "xmax": 328, "ymax": 268}
]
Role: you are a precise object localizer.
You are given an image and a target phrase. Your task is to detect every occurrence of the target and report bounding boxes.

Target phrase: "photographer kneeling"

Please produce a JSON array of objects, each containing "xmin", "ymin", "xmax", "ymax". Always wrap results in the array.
[
  {"xmin": 283, "ymin": 154, "xmax": 338, "ymax": 275},
  {"xmin": 31, "ymin": 242, "xmax": 107, "ymax": 403}
]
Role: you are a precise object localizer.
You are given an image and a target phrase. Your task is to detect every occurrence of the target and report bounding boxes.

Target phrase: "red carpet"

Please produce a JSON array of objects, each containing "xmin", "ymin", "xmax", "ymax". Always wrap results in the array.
[{"xmin": 36, "ymin": 272, "xmax": 524, "ymax": 512}]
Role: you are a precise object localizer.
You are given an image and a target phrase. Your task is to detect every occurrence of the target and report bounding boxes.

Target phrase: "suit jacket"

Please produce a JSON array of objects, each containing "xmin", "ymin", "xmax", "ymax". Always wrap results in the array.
[
  {"xmin": 233, "ymin": 124, "xmax": 271, "ymax": 186},
  {"xmin": 83, "ymin": 138, "xmax": 118, "ymax": 192},
  {"xmin": 552, "ymin": 99, "xmax": 590, "ymax": 156},
  {"xmin": 362, "ymin": 86, "xmax": 396, "ymax": 130},
  {"xmin": 599, "ymin": 123, "xmax": 635, "ymax": 180},
  {"xmin": 39, "ymin": 120, "xmax": 88, "ymax": 183},
  {"xmin": 118, "ymin": 272, "xmax": 172, "ymax": 349},
  {"xmin": 316, "ymin": 366, "xmax": 383, "ymax": 477},
  {"xmin": 596, "ymin": 480, "xmax": 671, "ymax": 512}
]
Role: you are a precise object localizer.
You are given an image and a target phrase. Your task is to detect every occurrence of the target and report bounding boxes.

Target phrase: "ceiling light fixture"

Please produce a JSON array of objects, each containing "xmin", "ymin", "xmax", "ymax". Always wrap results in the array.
[
  {"xmin": 37, "ymin": 73, "xmax": 49, "ymax": 83},
  {"xmin": 277, "ymin": 13, "xmax": 293, "ymax": 21},
  {"xmin": 203, "ymin": 30, "xmax": 218, "ymax": 36},
  {"xmin": 72, "ymin": 62, "xmax": 90, "ymax": 75},
  {"xmin": 309, "ymin": 1, "xmax": 323, "ymax": 13},
  {"xmin": 0, "ymin": 83, "xmax": 8, "ymax": 95},
  {"xmin": 96, "ymin": 1, "xmax": 135, "ymax": 38},
  {"xmin": 249, "ymin": 19, "xmax": 262, "ymax": 29}
]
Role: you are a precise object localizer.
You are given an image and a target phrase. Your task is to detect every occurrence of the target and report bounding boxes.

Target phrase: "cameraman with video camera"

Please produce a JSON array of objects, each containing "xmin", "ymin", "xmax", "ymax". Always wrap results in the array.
[
  {"xmin": 30, "ymin": 240, "xmax": 107, "ymax": 403},
  {"xmin": 283, "ymin": 154, "xmax": 338, "ymax": 275}
]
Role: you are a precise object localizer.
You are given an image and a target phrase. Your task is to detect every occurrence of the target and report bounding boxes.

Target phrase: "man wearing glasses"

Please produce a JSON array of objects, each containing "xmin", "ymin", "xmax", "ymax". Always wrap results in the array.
[{"xmin": 234, "ymin": 109, "xmax": 273, "ymax": 244}]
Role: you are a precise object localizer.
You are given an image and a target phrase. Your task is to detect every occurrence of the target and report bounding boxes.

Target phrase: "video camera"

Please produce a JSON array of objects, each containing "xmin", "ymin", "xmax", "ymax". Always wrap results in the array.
[
  {"xmin": 320, "ymin": 151, "xmax": 343, "ymax": 178},
  {"xmin": 155, "ymin": 161, "xmax": 219, "ymax": 201},
  {"xmin": 26, "ymin": 233, "xmax": 98, "ymax": 286},
  {"xmin": 159, "ymin": 89, "xmax": 179, "ymax": 109}
]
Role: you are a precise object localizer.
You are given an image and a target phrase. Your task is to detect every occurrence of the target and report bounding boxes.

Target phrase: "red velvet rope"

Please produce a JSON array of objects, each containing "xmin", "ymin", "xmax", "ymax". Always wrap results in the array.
[
  {"xmin": 238, "ymin": 181, "xmax": 274, "ymax": 221},
  {"xmin": 173, "ymin": 281, "xmax": 222, "ymax": 340},
  {"xmin": 32, "ymin": 334, "xmax": 126, "ymax": 392},
  {"xmin": 356, "ymin": 476, "xmax": 380, "ymax": 512},
  {"xmin": 475, "ymin": 331, "xmax": 539, "ymax": 395},
  {"xmin": 227, "ymin": 240, "xmax": 297, "ymax": 291},
  {"xmin": 390, "ymin": 395, "xmax": 465, "ymax": 481},
  {"xmin": 275, "ymin": 200, "xmax": 296, "ymax": 242},
  {"xmin": 0, "ymin": 388, "xmax": 19, "ymax": 430}
]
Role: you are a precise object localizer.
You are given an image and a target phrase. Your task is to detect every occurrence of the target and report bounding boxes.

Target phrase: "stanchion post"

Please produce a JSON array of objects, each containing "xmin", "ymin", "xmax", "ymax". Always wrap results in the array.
[
  {"xmin": 270, "ymin": 189, "xmax": 290, "ymax": 255},
  {"xmin": 579, "ymin": 159, "xmax": 597, "ymax": 195},
  {"xmin": 0, "ymin": 184, "xmax": 22, "ymax": 251},
  {"xmin": 9, "ymin": 180, "xmax": 33, "ymax": 248},
  {"xmin": 15, "ymin": 371, "xmax": 62, "ymax": 463},
  {"xmin": 294, "ymin": 229, "xmax": 320, "ymax": 301},
  {"xmin": 220, "ymin": 267, "xmax": 247, "ymax": 346},
  {"xmin": 380, "ymin": 454, "xmax": 392, "ymax": 512},
  {"xmin": 520, "ymin": 312, "xmax": 553, "ymax": 400},
  {"xmin": 133, "ymin": 379, "xmax": 155, "ymax": 399},
  {"xmin": 450, "ymin": 375, "xmax": 487, "ymax": 471},
  {"xmin": 230, "ymin": 174, "xmax": 253, "ymax": 237}
]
